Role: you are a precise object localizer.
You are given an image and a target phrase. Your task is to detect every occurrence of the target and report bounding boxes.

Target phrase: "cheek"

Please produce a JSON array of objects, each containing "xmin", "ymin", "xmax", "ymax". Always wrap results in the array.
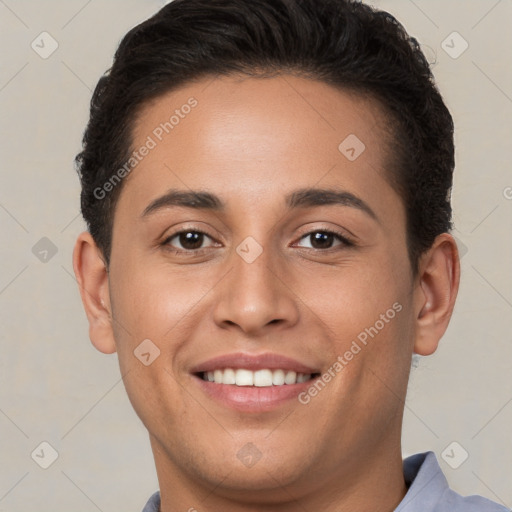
[
  {"xmin": 108, "ymin": 263, "xmax": 194, "ymax": 430},
  {"xmin": 329, "ymin": 303, "xmax": 414, "ymax": 429},
  {"xmin": 109, "ymin": 258, "xmax": 196, "ymax": 340},
  {"xmin": 304, "ymin": 259, "xmax": 406, "ymax": 336},
  {"xmin": 107, "ymin": 258, "xmax": 217, "ymax": 404},
  {"xmin": 307, "ymin": 257, "xmax": 414, "ymax": 394}
]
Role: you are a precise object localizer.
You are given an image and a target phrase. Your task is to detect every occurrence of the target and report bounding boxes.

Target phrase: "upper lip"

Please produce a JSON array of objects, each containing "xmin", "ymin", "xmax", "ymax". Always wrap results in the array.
[{"xmin": 190, "ymin": 352, "xmax": 320, "ymax": 374}]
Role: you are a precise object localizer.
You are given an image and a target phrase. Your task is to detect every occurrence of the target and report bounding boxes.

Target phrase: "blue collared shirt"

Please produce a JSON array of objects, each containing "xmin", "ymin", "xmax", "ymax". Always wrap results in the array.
[{"xmin": 141, "ymin": 451, "xmax": 510, "ymax": 511}]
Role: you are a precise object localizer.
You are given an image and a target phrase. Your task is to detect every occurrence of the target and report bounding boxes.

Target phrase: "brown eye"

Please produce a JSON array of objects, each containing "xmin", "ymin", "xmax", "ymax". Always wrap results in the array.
[
  {"xmin": 309, "ymin": 232, "xmax": 336, "ymax": 249},
  {"xmin": 178, "ymin": 231, "xmax": 204, "ymax": 250},
  {"xmin": 163, "ymin": 230, "xmax": 215, "ymax": 252},
  {"xmin": 296, "ymin": 230, "xmax": 353, "ymax": 250}
]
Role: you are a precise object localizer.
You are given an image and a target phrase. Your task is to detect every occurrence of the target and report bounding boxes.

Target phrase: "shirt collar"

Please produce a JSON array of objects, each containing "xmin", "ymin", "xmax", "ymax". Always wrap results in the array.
[{"xmin": 395, "ymin": 451, "xmax": 449, "ymax": 510}]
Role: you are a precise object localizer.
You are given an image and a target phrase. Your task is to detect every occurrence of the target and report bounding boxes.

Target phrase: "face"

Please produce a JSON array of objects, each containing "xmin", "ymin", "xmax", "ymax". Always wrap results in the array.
[{"xmin": 100, "ymin": 75, "xmax": 419, "ymax": 497}]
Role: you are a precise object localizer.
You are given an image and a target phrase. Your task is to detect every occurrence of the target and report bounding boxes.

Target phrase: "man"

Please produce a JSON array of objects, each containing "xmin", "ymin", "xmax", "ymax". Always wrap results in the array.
[{"xmin": 71, "ymin": 0, "xmax": 509, "ymax": 510}]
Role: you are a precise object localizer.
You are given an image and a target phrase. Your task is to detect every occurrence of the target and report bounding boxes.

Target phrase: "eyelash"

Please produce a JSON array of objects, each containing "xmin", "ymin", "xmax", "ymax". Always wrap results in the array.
[{"xmin": 161, "ymin": 227, "xmax": 355, "ymax": 256}]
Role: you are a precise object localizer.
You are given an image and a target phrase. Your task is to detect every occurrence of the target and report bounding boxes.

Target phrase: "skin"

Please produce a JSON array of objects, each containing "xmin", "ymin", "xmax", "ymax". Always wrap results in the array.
[{"xmin": 73, "ymin": 74, "xmax": 460, "ymax": 512}]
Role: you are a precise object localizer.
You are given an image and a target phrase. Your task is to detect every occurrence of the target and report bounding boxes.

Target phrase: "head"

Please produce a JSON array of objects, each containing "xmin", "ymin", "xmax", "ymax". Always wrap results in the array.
[{"xmin": 73, "ymin": 0, "xmax": 459, "ymax": 505}]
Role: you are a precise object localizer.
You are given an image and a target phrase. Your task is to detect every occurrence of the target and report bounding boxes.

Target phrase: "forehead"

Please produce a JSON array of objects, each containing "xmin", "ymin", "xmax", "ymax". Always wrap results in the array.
[{"xmin": 119, "ymin": 74, "xmax": 399, "ymax": 220}]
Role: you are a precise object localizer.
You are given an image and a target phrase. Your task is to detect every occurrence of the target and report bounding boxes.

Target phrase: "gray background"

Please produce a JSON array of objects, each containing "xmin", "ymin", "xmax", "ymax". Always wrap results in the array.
[{"xmin": 0, "ymin": 0, "xmax": 511, "ymax": 510}]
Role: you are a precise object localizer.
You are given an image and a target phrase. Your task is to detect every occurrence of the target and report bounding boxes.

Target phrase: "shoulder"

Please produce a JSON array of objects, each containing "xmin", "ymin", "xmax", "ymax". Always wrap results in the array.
[
  {"xmin": 141, "ymin": 490, "xmax": 161, "ymax": 512},
  {"xmin": 398, "ymin": 451, "xmax": 510, "ymax": 512},
  {"xmin": 438, "ymin": 490, "xmax": 510, "ymax": 512}
]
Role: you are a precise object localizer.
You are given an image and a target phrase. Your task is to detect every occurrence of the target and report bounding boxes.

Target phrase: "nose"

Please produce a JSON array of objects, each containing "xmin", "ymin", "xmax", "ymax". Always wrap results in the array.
[{"xmin": 212, "ymin": 241, "xmax": 300, "ymax": 337}]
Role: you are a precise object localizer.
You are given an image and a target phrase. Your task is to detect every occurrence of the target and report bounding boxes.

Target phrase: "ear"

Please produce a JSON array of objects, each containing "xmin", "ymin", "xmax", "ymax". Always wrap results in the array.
[
  {"xmin": 413, "ymin": 232, "xmax": 460, "ymax": 356},
  {"xmin": 72, "ymin": 231, "xmax": 117, "ymax": 354}
]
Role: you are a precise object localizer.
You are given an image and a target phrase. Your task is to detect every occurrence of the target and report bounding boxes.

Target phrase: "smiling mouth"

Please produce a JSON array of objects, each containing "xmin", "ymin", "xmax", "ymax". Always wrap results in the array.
[{"xmin": 197, "ymin": 368, "xmax": 322, "ymax": 387}]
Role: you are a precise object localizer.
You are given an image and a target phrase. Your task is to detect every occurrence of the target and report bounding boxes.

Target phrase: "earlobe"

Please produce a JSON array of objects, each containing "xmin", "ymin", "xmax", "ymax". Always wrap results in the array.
[
  {"xmin": 413, "ymin": 233, "xmax": 460, "ymax": 356},
  {"xmin": 72, "ymin": 231, "xmax": 117, "ymax": 354}
]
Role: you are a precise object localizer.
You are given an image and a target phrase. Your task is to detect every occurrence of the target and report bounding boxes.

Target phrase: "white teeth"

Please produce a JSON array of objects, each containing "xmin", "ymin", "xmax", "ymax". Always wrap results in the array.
[
  {"xmin": 272, "ymin": 369, "xmax": 285, "ymax": 385},
  {"xmin": 235, "ymin": 369, "xmax": 253, "ymax": 386},
  {"xmin": 284, "ymin": 371, "xmax": 297, "ymax": 384},
  {"xmin": 222, "ymin": 368, "xmax": 236, "ymax": 384},
  {"xmin": 254, "ymin": 369, "xmax": 273, "ymax": 387},
  {"xmin": 202, "ymin": 368, "xmax": 313, "ymax": 386}
]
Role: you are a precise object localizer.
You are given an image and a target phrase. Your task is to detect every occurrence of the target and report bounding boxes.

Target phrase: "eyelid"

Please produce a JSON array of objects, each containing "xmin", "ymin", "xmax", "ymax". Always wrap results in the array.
[
  {"xmin": 294, "ymin": 224, "xmax": 355, "ymax": 243},
  {"xmin": 160, "ymin": 220, "xmax": 220, "ymax": 239}
]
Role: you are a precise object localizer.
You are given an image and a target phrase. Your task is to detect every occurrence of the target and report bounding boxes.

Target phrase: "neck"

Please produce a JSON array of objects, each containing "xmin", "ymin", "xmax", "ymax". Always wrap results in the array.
[{"xmin": 150, "ymin": 434, "xmax": 408, "ymax": 512}]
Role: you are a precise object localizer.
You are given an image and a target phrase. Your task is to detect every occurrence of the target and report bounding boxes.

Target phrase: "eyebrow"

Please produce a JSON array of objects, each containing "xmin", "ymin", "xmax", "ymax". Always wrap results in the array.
[{"xmin": 140, "ymin": 187, "xmax": 378, "ymax": 221}]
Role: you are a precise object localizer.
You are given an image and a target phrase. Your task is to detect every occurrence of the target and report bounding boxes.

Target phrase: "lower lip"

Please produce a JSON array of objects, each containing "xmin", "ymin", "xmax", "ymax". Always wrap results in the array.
[{"xmin": 192, "ymin": 374, "xmax": 318, "ymax": 413}]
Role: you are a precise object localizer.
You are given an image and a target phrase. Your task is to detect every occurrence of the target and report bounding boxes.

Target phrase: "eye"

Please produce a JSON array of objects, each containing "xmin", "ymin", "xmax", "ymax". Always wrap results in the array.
[
  {"xmin": 295, "ymin": 229, "xmax": 354, "ymax": 250},
  {"xmin": 162, "ymin": 229, "xmax": 217, "ymax": 254},
  {"xmin": 161, "ymin": 227, "xmax": 355, "ymax": 256}
]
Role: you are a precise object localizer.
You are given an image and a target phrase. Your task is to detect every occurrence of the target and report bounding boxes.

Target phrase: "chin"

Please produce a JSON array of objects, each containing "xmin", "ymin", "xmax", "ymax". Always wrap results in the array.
[
  {"xmin": 197, "ymin": 463, "xmax": 308, "ymax": 502},
  {"xmin": 182, "ymin": 445, "xmax": 312, "ymax": 500}
]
